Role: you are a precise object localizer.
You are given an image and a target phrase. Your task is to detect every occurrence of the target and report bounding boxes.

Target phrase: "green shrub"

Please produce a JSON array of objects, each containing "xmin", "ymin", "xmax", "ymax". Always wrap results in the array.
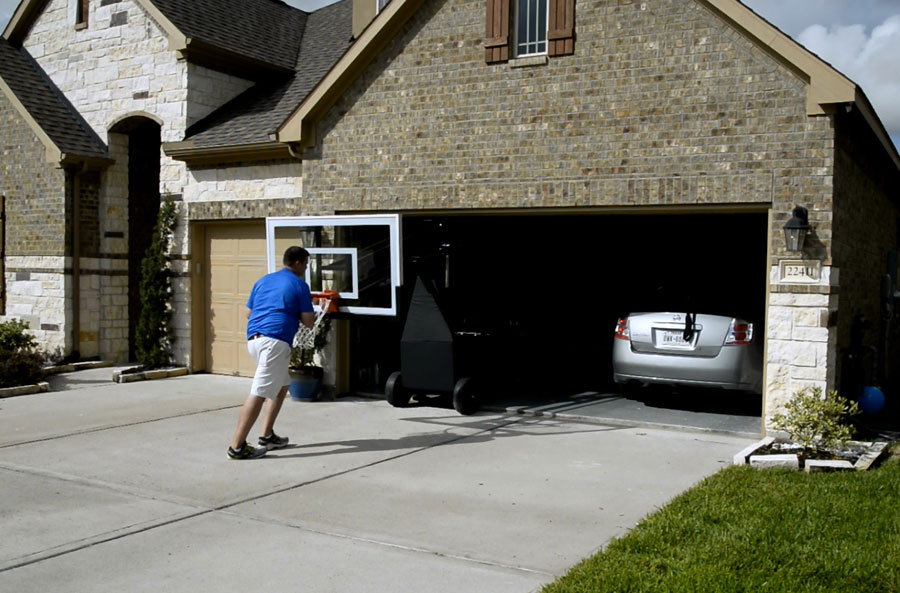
[
  {"xmin": 771, "ymin": 386, "xmax": 860, "ymax": 451},
  {"xmin": 0, "ymin": 319, "xmax": 46, "ymax": 388},
  {"xmin": 134, "ymin": 195, "xmax": 178, "ymax": 369}
]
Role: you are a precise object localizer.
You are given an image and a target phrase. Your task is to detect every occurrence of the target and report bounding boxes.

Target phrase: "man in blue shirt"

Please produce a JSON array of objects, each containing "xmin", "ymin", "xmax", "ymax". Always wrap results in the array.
[{"xmin": 228, "ymin": 246, "xmax": 315, "ymax": 460}]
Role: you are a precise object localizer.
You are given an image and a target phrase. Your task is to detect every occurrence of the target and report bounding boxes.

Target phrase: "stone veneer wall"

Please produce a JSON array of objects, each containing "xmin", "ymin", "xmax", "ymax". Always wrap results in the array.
[
  {"xmin": 0, "ymin": 91, "xmax": 68, "ymax": 353},
  {"xmin": 17, "ymin": 0, "xmax": 259, "ymax": 362},
  {"xmin": 184, "ymin": 161, "xmax": 305, "ymax": 204},
  {"xmin": 300, "ymin": 0, "xmax": 840, "ymax": 424}
]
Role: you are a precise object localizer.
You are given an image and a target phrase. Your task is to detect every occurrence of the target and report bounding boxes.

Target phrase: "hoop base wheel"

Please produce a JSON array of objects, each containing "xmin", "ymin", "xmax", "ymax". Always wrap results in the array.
[
  {"xmin": 452, "ymin": 377, "xmax": 478, "ymax": 415},
  {"xmin": 385, "ymin": 371, "xmax": 409, "ymax": 408}
]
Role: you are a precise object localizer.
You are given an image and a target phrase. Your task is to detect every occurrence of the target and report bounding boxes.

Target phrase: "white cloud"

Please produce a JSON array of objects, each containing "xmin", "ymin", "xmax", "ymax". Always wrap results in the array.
[
  {"xmin": 798, "ymin": 16, "xmax": 900, "ymax": 140},
  {"xmin": 743, "ymin": 0, "xmax": 900, "ymax": 37}
]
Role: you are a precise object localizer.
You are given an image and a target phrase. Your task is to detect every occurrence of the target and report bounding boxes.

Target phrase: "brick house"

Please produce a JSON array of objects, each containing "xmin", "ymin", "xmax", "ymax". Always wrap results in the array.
[{"xmin": 2, "ymin": 0, "xmax": 898, "ymax": 428}]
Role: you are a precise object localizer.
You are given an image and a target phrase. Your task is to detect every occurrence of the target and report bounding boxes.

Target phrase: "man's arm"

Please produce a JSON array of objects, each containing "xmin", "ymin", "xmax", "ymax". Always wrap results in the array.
[
  {"xmin": 300, "ymin": 311, "xmax": 315, "ymax": 329},
  {"xmin": 245, "ymin": 307, "xmax": 251, "ymax": 319}
]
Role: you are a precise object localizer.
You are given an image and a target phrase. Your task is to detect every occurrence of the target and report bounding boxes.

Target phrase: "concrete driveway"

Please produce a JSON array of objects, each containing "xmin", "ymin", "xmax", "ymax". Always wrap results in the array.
[{"xmin": 0, "ymin": 373, "xmax": 753, "ymax": 592}]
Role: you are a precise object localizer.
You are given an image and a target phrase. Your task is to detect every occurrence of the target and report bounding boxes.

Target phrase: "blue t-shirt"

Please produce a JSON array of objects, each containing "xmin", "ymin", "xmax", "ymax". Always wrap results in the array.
[{"xmin": 246, "ymin": 268, "xmax": 314, "ymax": 344}]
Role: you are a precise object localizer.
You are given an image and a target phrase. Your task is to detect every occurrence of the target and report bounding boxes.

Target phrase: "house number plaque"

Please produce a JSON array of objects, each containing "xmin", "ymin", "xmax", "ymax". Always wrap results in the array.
[{"xmin": 779, "ymin": 259, "xmax": 821, "ymax": 284}]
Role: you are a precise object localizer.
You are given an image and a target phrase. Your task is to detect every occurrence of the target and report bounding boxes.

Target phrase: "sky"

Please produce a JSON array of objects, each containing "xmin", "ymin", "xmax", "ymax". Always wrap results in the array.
[{"xmin": 1, "ymin": 0, "xmax": 898, "ymax": 148}]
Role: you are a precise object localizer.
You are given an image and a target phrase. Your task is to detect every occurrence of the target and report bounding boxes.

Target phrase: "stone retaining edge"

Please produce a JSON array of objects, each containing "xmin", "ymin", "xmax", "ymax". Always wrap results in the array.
[
  {"xmin": 113, "ymin": 367, "xmax": 190, "ymax": 383},
  {"xmin": 0, "ymin": 381, "xmax": 51, "ymax": 398}
]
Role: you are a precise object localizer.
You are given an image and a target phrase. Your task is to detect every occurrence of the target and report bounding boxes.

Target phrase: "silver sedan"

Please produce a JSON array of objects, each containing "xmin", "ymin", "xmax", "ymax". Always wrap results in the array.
[{"xmin": 612, "ymin": 312, "xmax": 763, "ymax": 394}]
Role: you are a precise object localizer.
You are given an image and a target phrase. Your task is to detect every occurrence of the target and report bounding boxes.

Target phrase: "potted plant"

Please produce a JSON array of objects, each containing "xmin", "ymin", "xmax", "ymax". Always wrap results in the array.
[{"xmin": 288, "ymin": 314, "xmax": 332, "ymax": 401}]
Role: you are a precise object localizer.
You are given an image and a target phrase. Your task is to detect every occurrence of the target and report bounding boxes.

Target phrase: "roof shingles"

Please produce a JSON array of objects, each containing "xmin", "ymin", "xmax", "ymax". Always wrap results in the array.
[
  {"xmin": 183, "ymin": 0, "xmax": 353, "ymax": 149},
  {"xmin": 0, "ymin": 0, "xmax": 353, "ymax": 158},
  {"xmin": 147, "ymin": 0, "xmax": 310, "ymax": 71},
  {"xmin": 0, "ymin": 37, "xmax": 108, "ymax": 160}
]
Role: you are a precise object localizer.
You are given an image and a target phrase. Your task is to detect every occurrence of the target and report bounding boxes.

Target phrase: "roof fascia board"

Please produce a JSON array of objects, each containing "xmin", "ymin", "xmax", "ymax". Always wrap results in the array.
[
  {"xmin": 180, "ymin": 38, "xmax": 295, "ymax": 78},
  {"xmin": 697, "ymin": 0, "xmax": 856, "ymax": 114},
  {"xmin": 134, "ymin": 2, "xmax": 288, "ymax": 75},
  {"xmin": 276, "ymin": 0, "xmax": 426, "ymax": 149},
  {"xmin": 162, "ymin": 140, "xmax": 294, "ymax": 165},
  {"xmin": 3, "ymin": 0, "xmax": 188, "ymax": 51},
  {"xmin": 853, "ymin": 88, "xmax": 900, "ymax": 172},
  {"xmin": 699, "ymin": 0, "xmax": 898, "ymax": 173},
  {"xmin": 60, "ymin": 153, "xmax": 115, "ymax": 170},
  {"xmin": 3, "ymin": 0, "xmax": 50, "ymax": 43},
  {"xmin": 0, "ymin": 72, "xmax": 62, "ymax": 162},
  {"xmin": 133, "ymin": 0, "xmax": 188, "ymax": 52}
]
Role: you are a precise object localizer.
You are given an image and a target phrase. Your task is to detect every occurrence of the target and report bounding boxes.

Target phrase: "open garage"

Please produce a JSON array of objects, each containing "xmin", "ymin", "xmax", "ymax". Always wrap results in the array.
[{"xmin": 349, "ymin": 209, "xmax": 769, "ymax": 421}]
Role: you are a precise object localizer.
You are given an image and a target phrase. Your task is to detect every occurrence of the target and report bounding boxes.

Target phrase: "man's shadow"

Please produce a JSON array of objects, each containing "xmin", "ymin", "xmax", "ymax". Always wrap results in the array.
[{"xmin": 269, "ymin": 414, "xmax": 623, "ymax": 459}]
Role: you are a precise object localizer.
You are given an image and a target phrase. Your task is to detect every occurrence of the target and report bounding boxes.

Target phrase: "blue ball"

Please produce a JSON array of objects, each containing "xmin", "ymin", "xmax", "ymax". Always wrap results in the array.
[{"xmin": 859, "ymin": 386, "xmax": 886, "ymax": 414}]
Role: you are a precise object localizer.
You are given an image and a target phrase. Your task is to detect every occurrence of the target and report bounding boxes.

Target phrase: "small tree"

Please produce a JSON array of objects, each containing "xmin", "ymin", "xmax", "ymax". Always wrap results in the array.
[
  {"xmin": 135, "ymin": 195, "xmax": 178, "ymax": 369},
  {"xmin": 0, "ymin": 319, "xmax": 45, "ymax": 388},
  {"xmin": 771, "ymin": 386, "xmax": 860, "ymax": 451}
]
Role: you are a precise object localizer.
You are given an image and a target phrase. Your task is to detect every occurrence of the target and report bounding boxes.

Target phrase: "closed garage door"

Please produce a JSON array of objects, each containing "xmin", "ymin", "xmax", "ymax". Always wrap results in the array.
[{"xmin": 205, "ymin": 223, "xmax": 266, "ymax": 377}]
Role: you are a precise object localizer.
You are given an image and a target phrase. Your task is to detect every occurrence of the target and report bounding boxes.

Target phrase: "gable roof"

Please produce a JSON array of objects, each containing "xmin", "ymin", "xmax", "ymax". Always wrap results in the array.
[
  {"xmin": 164, "ymin": 0, "xmax": 353, "ymax": 164},
  {"xmin": 144, "ymin": 0, "xmax": 308, "ymax": 74},
  {"xmin": 0, "ymin": 37, "xmax": 109, "ymax": 166},
  {"xmin": 275, "ymin": 0, "xmax": 899, "ymax": 172},
  {"xmin": 277, "ymin": 0, "xmax": 426, "ymax": 151},
  {"xmin": 1, "ymin": 0, "xmax": 351, "ymax": 165}
]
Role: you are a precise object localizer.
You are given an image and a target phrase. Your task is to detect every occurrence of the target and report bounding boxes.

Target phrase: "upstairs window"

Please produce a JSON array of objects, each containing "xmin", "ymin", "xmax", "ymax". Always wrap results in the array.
[
  {"xmin": 515, "ymin": 0, "xmax": 548, "ymax": 57},
  {"xmin": 76, "ymin": 0, "xmax": 88, "ymax": 28},
  {"xmin": 485, "ymin": 0, "xmax": 574, "ymax": 63}
]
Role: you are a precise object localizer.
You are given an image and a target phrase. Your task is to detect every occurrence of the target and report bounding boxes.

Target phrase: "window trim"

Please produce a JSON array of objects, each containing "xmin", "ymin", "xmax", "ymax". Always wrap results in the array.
[
  {"xmin": 75, "ymin": 0, "xmax": 88, "ymax": 29},
  {"xmin": 513, "ymin": 0, "xmax": 549, "ymax": 58},
  {"xmin": 485, "ymin": 0, "xmax": 573, "ymax": 63}
]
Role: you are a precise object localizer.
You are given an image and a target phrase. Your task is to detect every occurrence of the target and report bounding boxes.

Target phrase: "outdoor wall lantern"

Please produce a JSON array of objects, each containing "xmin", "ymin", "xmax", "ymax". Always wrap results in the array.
[{"xmin": 783, "ymin": 205, "xmax": 810, "ymax": 252}]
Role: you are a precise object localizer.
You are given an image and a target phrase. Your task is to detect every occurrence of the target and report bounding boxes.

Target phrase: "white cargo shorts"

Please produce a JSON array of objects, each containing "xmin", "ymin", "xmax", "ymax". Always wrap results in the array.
[{"xmin": 247, "ymin": 336, "xmax": 291, "ymax": 400}]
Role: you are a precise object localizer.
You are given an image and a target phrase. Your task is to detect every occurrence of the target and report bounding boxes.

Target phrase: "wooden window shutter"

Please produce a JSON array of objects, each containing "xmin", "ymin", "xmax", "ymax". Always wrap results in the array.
[
  {"xmin": 484, "ymin": 0, "xmax": 510, "ymax": 63},
  {"xmin": 548, "ymin": 0, "xmax": 575, "ymax": 56}
]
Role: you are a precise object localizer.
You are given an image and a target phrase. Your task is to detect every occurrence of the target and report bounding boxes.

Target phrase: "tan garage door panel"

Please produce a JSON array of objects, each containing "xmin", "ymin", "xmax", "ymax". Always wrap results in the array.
[{"xmin": 207, "ymin": 224, "xmax": 266, "ymax": 377}]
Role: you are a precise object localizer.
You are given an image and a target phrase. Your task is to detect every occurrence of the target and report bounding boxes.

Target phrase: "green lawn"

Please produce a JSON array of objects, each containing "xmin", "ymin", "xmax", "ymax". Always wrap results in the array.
[{"xmin": 542, "ymin": 453, "xmax": 900, "ymax": 593}]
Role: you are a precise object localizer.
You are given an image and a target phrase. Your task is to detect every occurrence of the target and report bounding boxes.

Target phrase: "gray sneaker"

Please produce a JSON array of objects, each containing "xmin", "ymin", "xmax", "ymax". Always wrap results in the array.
[
  {"xmin": 258, "ymin": 432, "xmax": 289, "ymax": 450},
  {"xmin": 227, "ymin": 442, "xmax": 267, "ymax": 460}
]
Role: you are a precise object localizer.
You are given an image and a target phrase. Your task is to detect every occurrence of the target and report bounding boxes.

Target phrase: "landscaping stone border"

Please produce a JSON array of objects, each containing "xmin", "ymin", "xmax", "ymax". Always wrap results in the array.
[
  {"xmin": 0, "ymin": 381, "xmax": 50, "ymax": 398},
  {"xmin": 113, "ymin": 367, "xmax": 189, "ymax": 383},
  {"xmin": 734, "ymin": 437, "xmax": 890, "ymax": 472},
  {"xmin": 1, "ymin": 361, "xmax": 113, "ymax": 398},
  {"xmin": 43, "ymin": 360, "xmax": 113, "ymax": 375}
]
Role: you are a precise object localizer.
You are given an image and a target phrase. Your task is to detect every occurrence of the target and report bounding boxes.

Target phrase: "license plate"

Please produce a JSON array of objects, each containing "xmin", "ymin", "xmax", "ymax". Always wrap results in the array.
[{"xmin": 659, "ymin": 330, "xmax": 693, "ymax": 348}]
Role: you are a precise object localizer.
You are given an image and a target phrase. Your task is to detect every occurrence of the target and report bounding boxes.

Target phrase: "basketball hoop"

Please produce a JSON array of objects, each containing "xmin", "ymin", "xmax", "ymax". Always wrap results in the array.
[{"xmin": 293, "ymin": 290, "xmax": 339, "ymax": 350}]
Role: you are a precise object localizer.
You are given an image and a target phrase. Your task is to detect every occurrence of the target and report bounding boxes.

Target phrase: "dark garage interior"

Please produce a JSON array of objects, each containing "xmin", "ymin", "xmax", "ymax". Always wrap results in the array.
[{"xmin": 349, "ymin": 210, "xmax": 769, "ymax": 412}]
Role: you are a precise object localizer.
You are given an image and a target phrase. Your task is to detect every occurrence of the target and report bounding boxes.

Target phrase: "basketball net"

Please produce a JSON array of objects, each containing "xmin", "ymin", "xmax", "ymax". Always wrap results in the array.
[{"xmin": 293, "ymin": 291, "xmax": 339, "ymax": 350}]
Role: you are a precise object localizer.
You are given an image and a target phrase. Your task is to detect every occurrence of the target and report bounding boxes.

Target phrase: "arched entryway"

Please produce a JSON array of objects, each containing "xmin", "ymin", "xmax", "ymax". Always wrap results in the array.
[{"xmin": 109, "ymin": 115, "xmax": 161, "ymax": 361}]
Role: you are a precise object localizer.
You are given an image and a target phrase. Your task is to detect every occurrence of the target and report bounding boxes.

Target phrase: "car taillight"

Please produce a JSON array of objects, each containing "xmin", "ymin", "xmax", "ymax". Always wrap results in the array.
[
  {"xmin": 725, "ymin": 319, "xmax": 753, "ymax": 346},
  {"xmin": 614, "ymin": 317, "xmax": 630, "ymax": 340}
]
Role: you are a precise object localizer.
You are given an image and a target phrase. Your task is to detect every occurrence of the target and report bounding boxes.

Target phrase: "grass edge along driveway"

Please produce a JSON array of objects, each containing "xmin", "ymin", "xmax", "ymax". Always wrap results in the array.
[{"xmin": 543, "ymin": 450, "xmax": 900, "ymax": 593}]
